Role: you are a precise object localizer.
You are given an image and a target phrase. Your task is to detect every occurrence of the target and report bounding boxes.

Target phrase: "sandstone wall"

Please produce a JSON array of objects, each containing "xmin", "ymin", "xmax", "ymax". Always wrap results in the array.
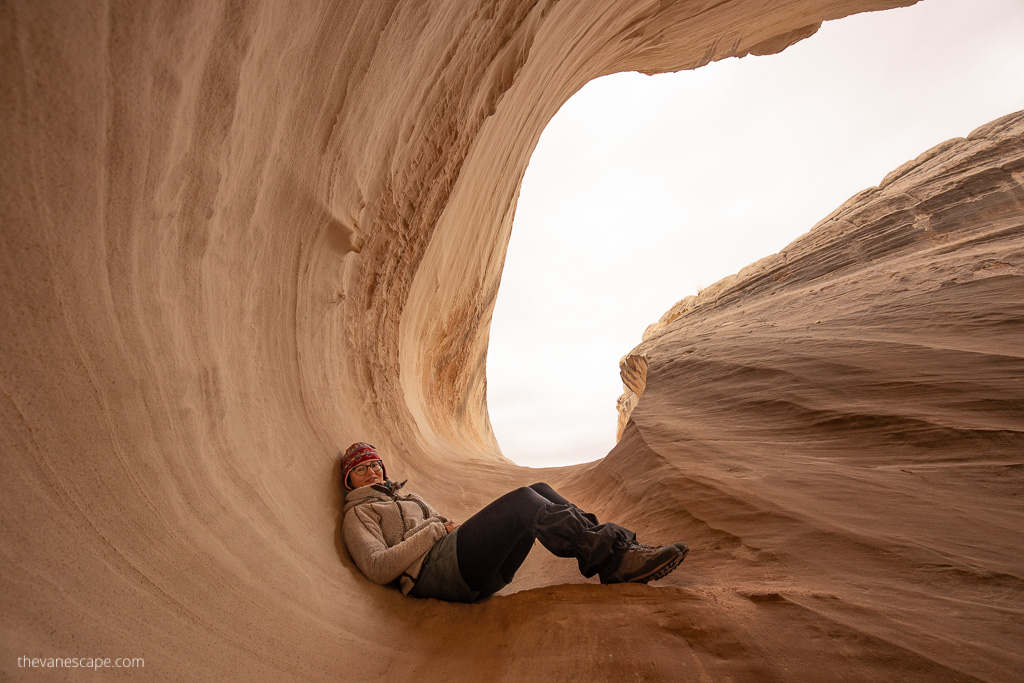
[{"xmin": 3, "ymin": 0, "xmax": 1021, "ymax": 680}]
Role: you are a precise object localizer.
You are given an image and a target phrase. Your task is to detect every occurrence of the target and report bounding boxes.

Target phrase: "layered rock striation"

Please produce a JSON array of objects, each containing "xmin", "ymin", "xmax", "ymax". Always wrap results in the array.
[
  {"xmin": 2, "ymin": 0, "xmax": 1021, "ymax": 680},
  {"xmin": 599, "ymin": 112, "xmax": 1024, "ymax": 681}
]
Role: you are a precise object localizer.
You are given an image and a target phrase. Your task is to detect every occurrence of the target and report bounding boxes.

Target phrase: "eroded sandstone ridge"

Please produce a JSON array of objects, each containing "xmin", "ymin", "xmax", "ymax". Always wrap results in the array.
[
  {"xmin": 617, "ymin": 112, "xmax": 1024, "ymax": 439},
  {"xmin": 2, "ymin": 0, "xmax": 1021, "ymax": 680}
]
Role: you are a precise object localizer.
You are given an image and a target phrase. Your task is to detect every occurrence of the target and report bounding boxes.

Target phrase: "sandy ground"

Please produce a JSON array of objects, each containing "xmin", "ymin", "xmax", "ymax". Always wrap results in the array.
[{"xmin": 2, "ymin": 0, "xmax": 1021, "ymax": 680}]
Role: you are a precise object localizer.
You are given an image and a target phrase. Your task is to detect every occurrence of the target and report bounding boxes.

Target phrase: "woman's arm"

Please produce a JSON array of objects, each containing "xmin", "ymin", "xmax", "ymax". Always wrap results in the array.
[
  {"xmin": 401, "ymin": 515, "xmax": 447, "ymax": 539},
  {"xmin": 343, "ymin": 507, "xmax": 447, "ymax": 585},
  {"xmin": 413, "ymin": 493, "xmax": 446, "ymax": 521},
  {"xmin": 409, "ymin": 493, "xmax": 458, "ymax": 531}
]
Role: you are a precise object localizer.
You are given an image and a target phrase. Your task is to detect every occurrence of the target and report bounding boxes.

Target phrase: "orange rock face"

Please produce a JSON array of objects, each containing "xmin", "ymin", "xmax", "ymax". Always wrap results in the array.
[{"xmin": 2, "ymin": 0, "xmax": 1021, "ymax": 680}]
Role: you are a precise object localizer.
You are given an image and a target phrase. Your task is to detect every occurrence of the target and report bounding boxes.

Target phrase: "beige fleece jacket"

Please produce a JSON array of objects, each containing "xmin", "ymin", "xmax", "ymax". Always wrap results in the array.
[{"xmin": 342, "ymin": 481, "xmax": 449, "ymax": 595}]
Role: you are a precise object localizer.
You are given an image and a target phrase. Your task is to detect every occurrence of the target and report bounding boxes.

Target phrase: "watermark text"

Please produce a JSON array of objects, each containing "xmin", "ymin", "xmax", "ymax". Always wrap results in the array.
[{"xmin": 18, "ymin": 655, "xmax": 144, "ymax": 670}]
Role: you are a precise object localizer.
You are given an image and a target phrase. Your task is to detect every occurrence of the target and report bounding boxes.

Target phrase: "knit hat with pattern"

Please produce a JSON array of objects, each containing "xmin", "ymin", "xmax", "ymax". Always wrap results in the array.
[{"xmin": 341, "ymin": 442, "xmax": 387, "ymax": 490}]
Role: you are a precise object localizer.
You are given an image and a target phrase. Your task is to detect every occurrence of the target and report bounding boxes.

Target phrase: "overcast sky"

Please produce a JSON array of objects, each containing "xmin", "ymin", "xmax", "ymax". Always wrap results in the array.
[{"xmin": 486, "ymin": 0, "xmax": 1024, "ymax": 468}]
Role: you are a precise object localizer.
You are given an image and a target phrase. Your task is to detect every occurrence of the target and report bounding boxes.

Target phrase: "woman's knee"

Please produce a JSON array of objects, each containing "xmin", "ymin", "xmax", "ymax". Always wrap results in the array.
[
  {"xmin": 486, "ymin": 486, "xmax": 546, "ymax": 511},
  {"xmin": 528, "ymin": 482, "xmax": 553, "ymax": 496},
  {"xmin": 499, "ymin": 486, "xmax": 550, "ymax": 516},
  {"xmin": 513, "ymin": 485, "xmax": 547, "ymax": 503},
  {"xmin": 528, "ymin": 482, "xmax": 570, "ymax": 505}
]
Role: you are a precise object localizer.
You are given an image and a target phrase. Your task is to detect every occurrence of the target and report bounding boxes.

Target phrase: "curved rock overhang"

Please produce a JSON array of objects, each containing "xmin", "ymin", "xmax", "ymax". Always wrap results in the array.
[
  {"xmin": 3, "ymin": 0, "xmax": 1022, "ymax": 680},
  {"xmin": 396, "ymin": 0, "xmax": 914, "ymax": 460}
]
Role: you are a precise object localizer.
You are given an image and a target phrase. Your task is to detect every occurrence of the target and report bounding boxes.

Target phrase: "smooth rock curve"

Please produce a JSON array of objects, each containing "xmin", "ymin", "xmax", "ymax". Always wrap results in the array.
[{"xmin": 4, "ymin": 0, "xmax": 1022, "ymax": 680}]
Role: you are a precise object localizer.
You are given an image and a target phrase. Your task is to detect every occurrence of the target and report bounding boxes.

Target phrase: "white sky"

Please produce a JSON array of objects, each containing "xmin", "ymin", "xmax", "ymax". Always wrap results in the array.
[{"xmin": 487, "ymin": 0, "xmax": 1024, "ymax": 468}]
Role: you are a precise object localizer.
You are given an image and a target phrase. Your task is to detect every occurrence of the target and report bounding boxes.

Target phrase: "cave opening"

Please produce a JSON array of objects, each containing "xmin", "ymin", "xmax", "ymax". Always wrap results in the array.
[{"xmin": 486, "ymin": 0, "xmax": 1024, "ymax": 468}]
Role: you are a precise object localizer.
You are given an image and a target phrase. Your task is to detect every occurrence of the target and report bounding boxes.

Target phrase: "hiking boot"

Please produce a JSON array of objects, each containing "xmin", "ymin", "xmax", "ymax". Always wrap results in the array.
[
  {"xmin": 600, "ymin": 543, "xmax": 686, "ymax": 584},
  {"xmin": 631, "ymin": 541, "xmax": 690, "ymax": 562}
]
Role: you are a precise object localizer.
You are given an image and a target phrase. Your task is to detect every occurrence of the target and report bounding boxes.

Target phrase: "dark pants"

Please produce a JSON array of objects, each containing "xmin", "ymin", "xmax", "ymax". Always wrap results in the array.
[{"xmin": 456, "ymin": 483, "xmax": 633, "ymax": 596}]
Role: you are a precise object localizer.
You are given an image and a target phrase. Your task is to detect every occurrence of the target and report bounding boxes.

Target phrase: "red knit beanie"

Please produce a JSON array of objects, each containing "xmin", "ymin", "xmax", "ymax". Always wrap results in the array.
[{"xmin": 341, "ymin": 442, "xmax": 387, "ymax": 490}]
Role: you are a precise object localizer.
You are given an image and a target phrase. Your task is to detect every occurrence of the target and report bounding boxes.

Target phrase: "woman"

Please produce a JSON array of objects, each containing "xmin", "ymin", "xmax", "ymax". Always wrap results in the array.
[{"xmin": 340, "ymin": 442, "xmax": 689, "ymax": 602}]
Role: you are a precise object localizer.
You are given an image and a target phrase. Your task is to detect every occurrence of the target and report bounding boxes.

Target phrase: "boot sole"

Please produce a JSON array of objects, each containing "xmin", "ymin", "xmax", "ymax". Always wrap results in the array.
[
  {"xmin": 600, "ymin": 544, "xmax": 690, "ymax": 584},
  {"xmin": 629, "ymin": 550, "xmax": 685, "ymax": 584},
  {"xmin": 609, "ymin": 544, "xmax": 689, "ymax": 584}
]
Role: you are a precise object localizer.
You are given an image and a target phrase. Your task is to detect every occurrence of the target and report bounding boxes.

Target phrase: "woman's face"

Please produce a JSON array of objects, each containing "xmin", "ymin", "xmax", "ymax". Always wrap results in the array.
[{"xmin": 348, "ymin": 460, "xmax": 385, "ymax": 489}]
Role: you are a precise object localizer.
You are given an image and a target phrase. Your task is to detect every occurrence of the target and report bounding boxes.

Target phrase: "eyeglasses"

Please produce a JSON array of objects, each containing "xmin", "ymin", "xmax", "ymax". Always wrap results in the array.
[{"xmin": 352, "ymin": 461, "xmax": 383, "ymax": 476}]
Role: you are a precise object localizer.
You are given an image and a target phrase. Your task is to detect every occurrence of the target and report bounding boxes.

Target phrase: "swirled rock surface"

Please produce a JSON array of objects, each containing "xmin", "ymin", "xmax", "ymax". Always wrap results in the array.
[{"xmin": 2, "ymin": 0, "xmax": 1021, "ymax": 680}]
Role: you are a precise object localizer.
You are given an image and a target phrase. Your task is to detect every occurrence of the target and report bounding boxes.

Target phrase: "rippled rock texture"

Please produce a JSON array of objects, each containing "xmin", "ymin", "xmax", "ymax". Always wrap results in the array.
[{"xmin": 2, "ymin": 0, "xmax": 1021, "ymax": 680}]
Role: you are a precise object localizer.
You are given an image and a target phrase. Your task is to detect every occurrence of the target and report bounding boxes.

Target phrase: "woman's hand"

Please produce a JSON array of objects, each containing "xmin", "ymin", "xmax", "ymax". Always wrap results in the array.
[{"xmin": 443, "ymin": 520, "xmax": 460, "ymax": 534}]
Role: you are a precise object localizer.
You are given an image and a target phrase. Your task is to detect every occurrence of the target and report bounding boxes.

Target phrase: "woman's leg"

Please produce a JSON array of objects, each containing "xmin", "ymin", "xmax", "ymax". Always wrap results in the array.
[
  {"xmin": 456, "ymin": 486, "xmax": 553, "ymax": 592},
  {"xmin": 480, "ymin": 482, "xmax": 576, "ymax": 592},
  {"xmin": 529, "ymin": 482, "xmax": 602, "ymax": 526},
  {"xmin": 498, "ymin": 535, "xmax": 535, "ymax": 581},
  {"xmin": 458, "ymin": 483, "xmax": 589, "ymax": 591},
  {"xmin": 528, "ymin": 482, "xmax": 571, "ymax": 506},
  {"xmin": 456, "ymin": 483, "xmax": 684, "ymax": 592},
  {"xmin": 487, "ymin": 484, "xmax": 591, "ymax": 590}
]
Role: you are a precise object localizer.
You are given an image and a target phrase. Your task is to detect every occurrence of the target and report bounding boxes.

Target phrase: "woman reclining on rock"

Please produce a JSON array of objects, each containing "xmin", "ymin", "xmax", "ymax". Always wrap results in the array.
[{"xmin": 340, "ymin": 442, "xmax": 689, "ymax": 602}]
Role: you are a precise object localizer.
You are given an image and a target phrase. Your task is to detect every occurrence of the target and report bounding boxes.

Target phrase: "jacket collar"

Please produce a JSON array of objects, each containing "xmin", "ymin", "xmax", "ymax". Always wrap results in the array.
[{"xmin": 342, "ymin": 480, "xmax": 408, "ymax": 512}]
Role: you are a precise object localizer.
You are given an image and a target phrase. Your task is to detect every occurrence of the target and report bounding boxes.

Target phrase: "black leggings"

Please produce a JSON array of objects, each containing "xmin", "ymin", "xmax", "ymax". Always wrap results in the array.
[{"xmin": 456, "ymin": 483, "xmax": 571, "ymax": 594}]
